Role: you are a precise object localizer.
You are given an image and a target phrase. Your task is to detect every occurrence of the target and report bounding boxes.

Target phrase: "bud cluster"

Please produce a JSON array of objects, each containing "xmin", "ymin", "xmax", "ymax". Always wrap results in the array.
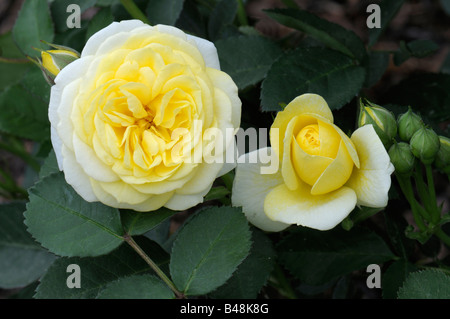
[{"xmin": 358, "ymin": 99, "xmax": 449, "ymax": 175}]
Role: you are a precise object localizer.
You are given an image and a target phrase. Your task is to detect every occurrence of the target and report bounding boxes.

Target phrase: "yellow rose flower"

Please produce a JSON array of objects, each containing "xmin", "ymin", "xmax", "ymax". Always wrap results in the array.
[
  {"xmin": 49, "ymin": 20, "xmax": 241, "ymax": 211},
  {"xmin": 232, "ymin": 94, "xmax": 394, "ymax": 231}
]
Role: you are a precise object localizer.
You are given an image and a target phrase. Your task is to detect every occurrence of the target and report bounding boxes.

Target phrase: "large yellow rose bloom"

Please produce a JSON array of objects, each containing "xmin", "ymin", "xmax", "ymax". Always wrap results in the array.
[
  {"xmin": 49, "ymin": 20, "xmax": 241, "ymax": 211},
  {"xmin": 232, "ymin": 94, "xmax": 394, "ymax": 231}
]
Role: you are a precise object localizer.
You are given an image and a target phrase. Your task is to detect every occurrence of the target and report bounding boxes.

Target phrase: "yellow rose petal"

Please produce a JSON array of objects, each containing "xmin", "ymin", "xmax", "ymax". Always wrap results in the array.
[
  {"xmin": 311, "ymin": 140, "xmax": 354, "ymax": 195},
  {"xmin": 317, "ymin": 119, "xmax": 341, "ymax": 158},
  {"xmin": 291, "ymin": 135, "xmax": 333, "ymax": 186},
  {"xmin": 270, "ymin": 94, "xmax": 333, "ymax": 158},
  {"xmin": 281, "ymin": 116, "xmax": 301, "ymax": 190},
  {"xmin": 264, "ymin": 182, "xmax": 357, "ymax": 231}
]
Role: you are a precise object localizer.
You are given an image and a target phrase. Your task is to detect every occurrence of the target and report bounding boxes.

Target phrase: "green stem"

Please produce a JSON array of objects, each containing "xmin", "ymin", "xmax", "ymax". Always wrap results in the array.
[
  {"xmin": 0, "ymin": 56, "xmax": 30, "ymax": 64},
  {"xmin": 120, "ymin": 0, "xmax": 150, "ymax": 24},
  {"xmin": 396, "ymin": 174, "xmax": 427, "ymax": 231},
  {"xmin": 425, "ymin": 164, "xmax": 440, "ymax": 223},
  {"xmin": 413, "ymin": 163, "xmax": 432, "ymax": 217},
  {"xmin": 434, "ymin": 228, "xmax": 450, "ymax": 248},
  {"xmin": 236, "ymin": 0, "xmax": 249, "ymax": 26},
  {"xmin": 124, "ymin": 234, "xmax": 185, "ymax": 299}
]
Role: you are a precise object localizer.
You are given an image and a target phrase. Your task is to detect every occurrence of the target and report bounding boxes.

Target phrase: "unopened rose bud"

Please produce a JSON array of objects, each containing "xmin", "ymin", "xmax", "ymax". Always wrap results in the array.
[
  {"xmin": 434, "ymin": 135, "xmax": 450, "ymax": 174},
  {"xmin": 410, "ymin": 127, "xmax": 440, "ymax": 165},
  {"xmin": 358, "ymin": 99, "xmax": 397, "ymax": 149},
  {"xmin": 28, "ymin": 43, "xmax": 80, "ymax": 85},
  {"xmin": 397, "ymin": 108, "xmax": 424, "ymax": 142},
  {"xmin": 388, "ymin": 142, "xmax": 415, "ymax": 175},
  {"xmin": 41, "ymin": 49, "xmax": 79, "ymax": 77}
]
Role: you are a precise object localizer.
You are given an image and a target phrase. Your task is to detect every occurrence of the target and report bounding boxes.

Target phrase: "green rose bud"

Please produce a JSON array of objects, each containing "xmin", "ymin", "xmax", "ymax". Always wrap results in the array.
[
  {"xmin": 410, "ymin": 127, "xmax": 440, "ymax": 165},
  {"xmin": 434, "ymin": 135, "xmax": 450, "ymax": 174},
  {"xmin": 397, "ymin": 108, "xmax": 424, "ymax": 142},
  {"xmin": 358, "ymin": 99, "xmax": 397, "ymax": 149},
  {"xmin": 388, "ymin": 142, "xmax": 416, "ymax": 175}
]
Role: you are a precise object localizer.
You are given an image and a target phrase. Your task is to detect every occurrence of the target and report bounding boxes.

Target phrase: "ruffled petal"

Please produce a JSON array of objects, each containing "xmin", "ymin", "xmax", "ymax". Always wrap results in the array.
[{"xmin": 82, "ymin": 20, "xmax": 145, "ymax": 57}]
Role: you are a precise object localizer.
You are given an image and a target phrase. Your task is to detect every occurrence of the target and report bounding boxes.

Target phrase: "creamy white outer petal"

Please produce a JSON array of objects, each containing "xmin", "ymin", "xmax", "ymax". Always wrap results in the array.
[
  {"xmin": 90, "ymin": 179, "xmax": 173, "ymax": 211},
  {"xmin": 49, "ymin": 56, "xmax": 95, "ymax": 171},
  {"xmin": 346, "ymin": 125, "xmax": 395, "ymax": 207},
  {"xmin": 55, "ymin": 80, "xmax": 80, "ymax": 150},
  {"xmin": 206, "ymin": 68, "xmax": 241, "ymax": 129},
  {"xmin": 232, "ymin": 148, "xmax": 290, "ymax": 232},
  {"xmin": 81, "ymin": 20, "xmax": 145, "ymax": 57},
  {"xmin": 175, "ymin": 161, "xmax": 223, "ymax": 195},
  {"xmin": 49, "ymin": 56, "xmax": 94, "ymax": 127},
  {"xmin": 51, "ymin": 126, "xmax": 64, "ymax": 171},
  {"xmin": 164, "ymin": 185, "xmax": 211, "ymax": 211},
  {"xmin": 264, "ymin": 183, "xmax": 357, "ymax": 231},
  {"xmin": 216, "ymin": 139, "xmax": 238, "ymax": 177},
  {"xmin": 187, "ymin": 35, "xmax": 221, "ymax": 70},
  {"xmin": 61, "ymin": 146, "xmax": 98, "ymax": 202},
  {"xmin": 154, "ymin": 24, "xmax": 187, "ymax": 41}
]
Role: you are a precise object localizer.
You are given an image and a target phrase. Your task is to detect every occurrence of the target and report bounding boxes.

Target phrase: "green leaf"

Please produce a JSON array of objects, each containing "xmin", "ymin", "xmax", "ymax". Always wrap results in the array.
[
  {"xmin": 394, "ymin": 40, "xmax": 439, "ymax": 65},
  {"xmin": 0, "ymin": 32, "xmax": 31, "ymax": 91},
  {"xmin": 24, "ymin": 172, "xmax": 124, "ymax": 257},
  {"xmin": 363, "ymin": 51, "xmax": 390, "ymax": 88},
  {"xmin": 20, "ymin": 66, "xmax": 51, "ymax": 104},
  {"xmin": 174, "ymin": 0, "xmax": 207, "ymax": 38},
  {"xmin": 383, "ymin": 211, "xmax": 415, "ymax": 259},
  {"xmin": 261, "ymin": 47, "xmax": 365, "ymax": 112},
  {"xmin": 265, "ymin": 8, "xmax": 366, "ymax": 61},
  {"xmin": 204, "ymin": 186, "xmax": 230, "ymax": 202},
  {"xmin": 146, "ymin": 0, "xmax": 185, "ymax": 26},
  {"xmin": 382, "ymin": 260, "xmax": 418, "ymax": 299},
  {"xmin": 34, "ymin": 237, "xmax": 169, "ymax": 298},
  {"xmin": 86, "ymin": 7, "xmax": 114, "ymax": 41},
  {"xmin": 170, "ymin": 206, "xmax": 252, "ymax": 296},
  {"xmin": 121, "ymin": 207, "xmax": 176, "ymax": 236},
  {"xmin": 97, "ymin": 274, "xmax": 175, "ymax": 299},
  {"xmin": 397, "ymin": 269, "xmax": 450, "ymax": 299},
  {"xmin": 208, "ymin": 0, "xmax": 238, "ymax": 41},
  {"xmin": 12, "ymin": 0, "xmax": 54, "ymax": 57},
  {"xmin": 0, "ymin": 202, "xmax": 56, "ymax": 288},
  {"xmin": 215, "ymin": 35, "xmax": 282, "ymax": 91},
  {"xmin": 368, "ymin": 0, "xmax": 405, "ymax": 47},
  {"xmin": 210, "ymin": 229, "xmax": 276, "ymax": 299},
  {"xmin": 0, "ymin": 83, "xmax": 50, "ymax": 142},
  {"xmin": 38, "ymin": 149, "xmax": 59, "ymax": 179},
  {"xmin": 277, "ymin": 226, "xmax": 395, "ymax": 285}
]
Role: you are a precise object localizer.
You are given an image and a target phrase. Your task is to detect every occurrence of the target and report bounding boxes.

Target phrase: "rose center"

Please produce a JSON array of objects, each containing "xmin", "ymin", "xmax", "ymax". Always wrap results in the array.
[{"xmin": 296, "ymin": 124, "xmax": 320, "ymax": 155}]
